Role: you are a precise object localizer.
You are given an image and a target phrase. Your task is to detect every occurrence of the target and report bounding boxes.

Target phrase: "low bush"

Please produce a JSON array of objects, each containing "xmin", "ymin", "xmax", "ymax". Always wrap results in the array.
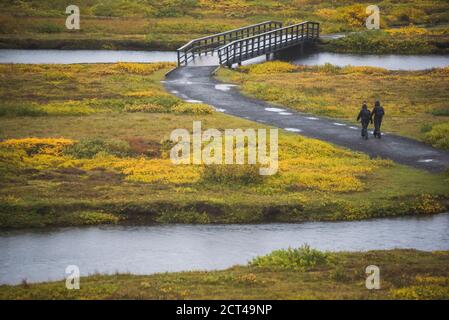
[
  {"xmin": 76, "ymin": 211, "xmax": 119, "ymax": 225},
  {"xmin": 124, "ymin": 104, "xmax": 167, "ymax": 113},
  {"xmin": 431, "ymin": 108, "xmax": 449, "ymax": 117},
  {"xmin": 241, "ymin": 61, "xmax": 298, "ymax": 75},
  {"xmin": 424, "ymin": 122, "xmax": 449, "ymax": 149},
  {"xmin": 0, "ymin": 138, "xmax": 74, "ymax": 156},
  {"xmin": 328, "ymin": 30, "xmax": 434, "ymax": 54},
  {"xmin": 249, "ymin": 245, "xmax": 329, "ymax": 271},
  {"xmin": 171, "ymin": 103, "xmax": 214, "ymax": 115},
  {"xmin": 37, "ymin": 23, "xmax": 64, "ymax": 33},
  {"xmin": 63, "ymin": 138, "xmax": 132, "ymax": 158},
  {"xmin": 202, "ymin": 164, "xmax": 262, "ymax": 185},
  {"xmin": 115, "ymin": 62, "xmax": 175, "ymax": 75}
]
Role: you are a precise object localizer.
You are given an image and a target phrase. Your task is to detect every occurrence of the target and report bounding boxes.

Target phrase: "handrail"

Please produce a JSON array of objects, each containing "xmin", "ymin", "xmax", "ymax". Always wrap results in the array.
[
  {"xmin": 218, "ymin": 21, "xmax": 319, "ymax": 67},
  {"xmin": 219, "ymin": 21, "xmax": 316, "ymax": 50},
  {"xmin": 177, "ymin": 21, "xmax": 283, "ymax": 66},
  {"xmin": 178, "ymin": 21, "xmax": 283, "ymax": 51}
]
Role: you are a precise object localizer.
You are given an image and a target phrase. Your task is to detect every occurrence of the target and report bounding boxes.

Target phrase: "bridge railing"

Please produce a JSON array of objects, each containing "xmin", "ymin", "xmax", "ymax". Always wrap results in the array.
[
  {"xmin": 177, "ymin": 21, "xmax": 283, "ymax": 66},
  {"xmin": 218, "ymin": 21, "xmax": 320, "ymax": 67}
]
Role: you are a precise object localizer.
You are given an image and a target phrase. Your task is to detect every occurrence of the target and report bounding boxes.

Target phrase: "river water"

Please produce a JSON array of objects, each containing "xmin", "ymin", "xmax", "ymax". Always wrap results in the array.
[
  {"xmin": 1, "ymin": 49, "xmax": 449, "ymax": 70},
  {"xmin": 1, "ymin": 213, "xmax": 448, "ymax": 285},
  {"xmin": 291, "ymin": 52, "xmax": 449, "ymax": 70}
]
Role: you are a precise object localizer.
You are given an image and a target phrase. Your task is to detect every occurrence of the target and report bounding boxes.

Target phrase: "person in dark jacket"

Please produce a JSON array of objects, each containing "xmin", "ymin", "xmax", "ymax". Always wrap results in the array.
[
  {"xmin": 371, "ymin": 100, "xmax": 385, "ymax": 138},
  {"xmin": 357, "ymin": 102, "xmax": 372, "ymax": 140}
]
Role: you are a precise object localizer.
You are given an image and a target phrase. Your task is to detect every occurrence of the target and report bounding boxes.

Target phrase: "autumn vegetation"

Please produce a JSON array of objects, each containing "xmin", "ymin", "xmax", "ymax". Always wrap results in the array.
[
  {"xmin": 0, "ymin": 62, "xmax": 448, "ymax": 229},
  {"xmin": 1, "ymin": 1, "xmax": 449, "ymax": 53}
]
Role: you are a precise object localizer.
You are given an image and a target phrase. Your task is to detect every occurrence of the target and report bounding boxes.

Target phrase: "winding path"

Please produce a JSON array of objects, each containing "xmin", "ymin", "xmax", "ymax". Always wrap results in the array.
[{"xmin": 164, "ymin": 66, "xmax": 449, "ymax": 172}]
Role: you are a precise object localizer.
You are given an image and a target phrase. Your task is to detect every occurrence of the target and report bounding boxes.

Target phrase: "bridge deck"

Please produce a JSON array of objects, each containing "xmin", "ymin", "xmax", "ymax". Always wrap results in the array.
[{"xmin": 177, "ymin": 21, "xmax": 319, "ymax": 67}]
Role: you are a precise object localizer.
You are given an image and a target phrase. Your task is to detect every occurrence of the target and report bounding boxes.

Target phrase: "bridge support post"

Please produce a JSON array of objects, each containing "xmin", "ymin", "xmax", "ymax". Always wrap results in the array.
[{"xmin": 266, "ymin": 53, "xmax": 271, "ymax": 61}]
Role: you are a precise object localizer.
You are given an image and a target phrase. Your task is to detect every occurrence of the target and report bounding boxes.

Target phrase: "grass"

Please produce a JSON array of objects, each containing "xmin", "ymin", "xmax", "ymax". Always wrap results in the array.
[
  {"xmin": 0, "ymin": 62, "xmax": 448, "ymax": 229},
  {"xmin": 1, "ymin": 1, "xmax": 449, "ymax": 52},
  {"xmin": 217, "ymin": 62, "xmax": 449, "ymax": 147},
  {"xmin": 0, "ymin": 249, "xmax": 448, "ymax": 299},
  {"xmin": 320, "ymin": 27, "xmax": 449, "ymax": 54}
]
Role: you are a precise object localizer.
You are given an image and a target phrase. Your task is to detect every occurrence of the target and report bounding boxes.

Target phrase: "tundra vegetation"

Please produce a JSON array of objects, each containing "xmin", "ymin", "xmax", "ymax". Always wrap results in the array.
[
  {"xmin": 0, "ymin": 1, "xmax": 448, "ymax": 53},
  {"xmin": 0, "ymin": 62, "xmax": 448, "ymax": 229},
  {"xmin": 217, "ymin": 61, "xmax": 449, "ymax": 149},
  {"xmin": 0, "ymin": 248, "xmax": 448, "ymax": 299}
]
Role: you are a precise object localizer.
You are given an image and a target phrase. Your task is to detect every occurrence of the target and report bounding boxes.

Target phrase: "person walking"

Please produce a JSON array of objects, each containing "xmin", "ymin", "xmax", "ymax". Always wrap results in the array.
[
  {"xmin": 371, "ymin": 100, "xmax": 385, "ymax": 139},
  {"xmin": 357, "ymin": 102, "xmax": 372, "ymax": 140}
]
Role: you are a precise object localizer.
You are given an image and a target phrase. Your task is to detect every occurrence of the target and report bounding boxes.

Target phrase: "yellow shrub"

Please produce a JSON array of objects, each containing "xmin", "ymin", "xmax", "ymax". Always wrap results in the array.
[
  {"xmin": 316, "ymin": 8, "xmax": 338, "ymax": 21},
  {"xmin": 242, "ymin": 61, "xmax": 298, "ymax": 75},
  {"xmin": 39, "ymin": 101, "xmax": 98, "ymax": 116},
  {"xmin": 342, "ymin": 66, "xmax": 389, "ymax": 75},
  {"xmin": 124, "ymin": 104, "xmax": 167, "ymax": 113},
  {"xmin": 78, "ymin": 154, "xmax": 201, "ymax": 184},
  {"xmin": 0, "ymin": 133, "xmax": 386, "ymax": 192},
  {"xmin": 0, "ymin": 138, "xmax": 75, "ymax": 156},
  {"xmin": 387, "ymin": 25, "xmax": 428, "ymax": 37},
  {"xmin": 171, "ymin": 103, "xmax": 214, "ymax": 115},
  {"xmin": 125, "ymin": 89, "xmax": 168, "ymax": 97},
  {"xmin": 391, "ymin": 285, "xmax": 449, "ymax": 300},
  {"xmin": 337, "ymin": 4, "xmax": 367, "ymax": 28},
  {"xmin": 115, "ymin": 62, "xmax": 175, "ymax": 75}
]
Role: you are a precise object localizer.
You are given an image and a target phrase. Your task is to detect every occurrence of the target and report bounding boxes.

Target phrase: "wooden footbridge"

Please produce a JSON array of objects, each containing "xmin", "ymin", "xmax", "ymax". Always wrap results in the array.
[{"xmin": 177, "ymin": 21, "xmax": 320, "ymax": 67}]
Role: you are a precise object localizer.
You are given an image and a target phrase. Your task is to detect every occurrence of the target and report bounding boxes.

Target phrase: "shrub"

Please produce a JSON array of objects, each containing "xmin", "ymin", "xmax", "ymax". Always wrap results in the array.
[
  {"xmin": 337, "ymin": 4, "xmax": 367, "ymax": 28},
  {"xmin": 431, "ymin": 108, "xmax": 449, "ymax": 117},
  {"xmin": 249, "ymin": 245, "xmax": 329, "ymax": 271},
  {"xmin": 124, "ymin": 104, "xmax": 167, "ymax": 113},
  {"xmin": 241, "ymin": 61, "xmax": 298, "ymax": 75},
  {"xmin": 0, "ymin": 103, "xmax": 47, "ymax": 117},
  {"xmin": 202, "ymin": 164, "xmax": 262, "ymax": 185},
  {"xmin": 37, "ymin": 23, "xmax": 63, "ymax": 33},
  {"xmin": 329, "ymin": 30, "xmax": 432, "ymax": 54},
  {"xmin": 160, "ymin": 139, "xmax": 176, "ymax": 159},
  {"xmin": 424, "ymin": 122, "xmax": 449, "ymax": 149},
  {"xmin": 341, "ymin": 65, "xmax": 388, "ymax": 75},
  {"xmin": 125, "ymin": 89, "xmax": 167, "ymax": 97},
  {"xmin": 39, "ymin": 101, "xmax": 98, "ymax": 116},
  {"xmin": 387, "ymin": 25, "xmax": 428, "ymax": 37},
  {"xmin": 0, "ymin": 138, "xmax": 74, "ymax": 156},
  {"xmin": 171, "ymin": 103, "xmax": 214, "ymax": 115},
  {"xmin": 156, "ymin": 211, "xmax": 210, "ymax": 223},
  {"xmin": 145, "ymin": 95, "xmax": 181, "ymax": 109},
  {"xmin": 391, "ymin": 285, "xmax": 449, "ymax": 300},
  {"xmin": 63, "ymin": 138, "xmax": 132, "ymax": 158},
  {"xmin": 76, "ymin": 211, "xmax": 119, "ymax": 225},
  {"xmin": 115, "ymin": 62, "xmax": 175, "ymax": 75}
]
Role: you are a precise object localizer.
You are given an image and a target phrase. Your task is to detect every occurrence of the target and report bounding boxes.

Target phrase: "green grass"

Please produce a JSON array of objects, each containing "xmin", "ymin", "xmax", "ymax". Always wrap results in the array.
[
  {"xmin": 320, "ymin": 28, "xmax": 449, "ymax": 54},
  {"xmin": 1, "ymin": 249, "xmax": 448, "ymax": 299}
]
